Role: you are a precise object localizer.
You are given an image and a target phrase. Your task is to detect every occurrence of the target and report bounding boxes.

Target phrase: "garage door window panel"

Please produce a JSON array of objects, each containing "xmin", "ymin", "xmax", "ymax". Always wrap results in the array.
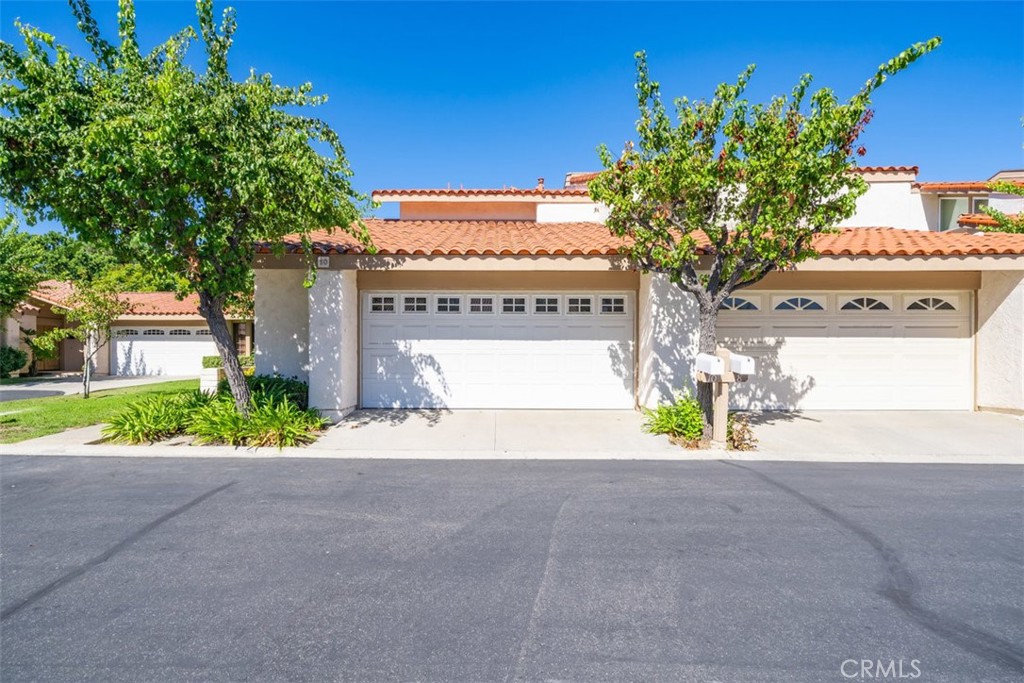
[
  {"xmin": 720, "ymin": 296, "xmax": 759, "ymax": 311},
  {"xmin": 906, "ymin": 296, "xmax": 957, "ymax": 312},
  {"xmin": 403, "ymin": 296, "xmax": 428, "ymax": 313},
  {"xmin": 567, "ymin": 297, "xmax": 593, "ymax": 314},
  {"xmin": 774, "ymin": 296, "xmax": 825, "ymax": 311},
  {"xmin": 469, "ymin": 296, "xmax": 494, "ymax": 314},
  {"xmin": 534, "ymin": 296, "xmax": 559, "ymax": 314},
  {"xmin": 116, "ymin": 329, "xmax": 139, "ymax": 337},
  {"xmin": 502, "ymin": 296, "xmax": 526, "ymax": 314},
  {"xmin": 143, "ymin": 329, "xmax": 166, "ymax": 336},
  {"xmin": 600, "ymin": 296, "xmax": 626, "ymax": 314},
  {"xmin": 436, "ymin": 296, "xmax": 461, "ymax": 313},
  {"xmin": 169, "ymin": 329, "xmax": 193, "ymax": 336},
  {"xmin": 370, "ymin": 295, "xmax": 396, "ymax": 313},
  {"xmin": 840, "ymin": 296, "xmax": 892, "ymax": 311}
]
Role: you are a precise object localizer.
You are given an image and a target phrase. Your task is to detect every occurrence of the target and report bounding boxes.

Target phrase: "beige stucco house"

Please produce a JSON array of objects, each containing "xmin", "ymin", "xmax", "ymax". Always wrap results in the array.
[{"xmin": 253, "ymin": 166, "xmax": 1024, "ymax": 420}]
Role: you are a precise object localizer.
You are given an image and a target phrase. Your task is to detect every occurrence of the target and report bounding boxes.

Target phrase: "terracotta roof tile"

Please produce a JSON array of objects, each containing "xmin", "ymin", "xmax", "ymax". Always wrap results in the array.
[
  {"xmin": 267, "ymin": 221, "xmax": 1024, "ymax": 259},
  {"xmin": 372, "ymin": 187, "xmax": 589, "ymax": 199},
  {"xmin": 914, "ymin": 181, "xmax": 1024, "ymax": 193},
  {"xmin": 30, "ymin": 280, "xmax": 202, "ymax": 316},
  {"xmin": 563, "ymin": 166, "xmax": 920, "ymax": 188},
  {"xmin": 812, "ymin": 227, "xmax": 1024, "ymax": 256}
]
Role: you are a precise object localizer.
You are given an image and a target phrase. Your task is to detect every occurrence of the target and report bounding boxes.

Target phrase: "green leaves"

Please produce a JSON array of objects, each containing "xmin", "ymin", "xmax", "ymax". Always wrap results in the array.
[
  {"xmin": 590, "ymin": 39, "xmax": 941, "ymax": 307},
  {"xmin": 0, "ymin": 215, "xmax": 45, "ymax": 318}
]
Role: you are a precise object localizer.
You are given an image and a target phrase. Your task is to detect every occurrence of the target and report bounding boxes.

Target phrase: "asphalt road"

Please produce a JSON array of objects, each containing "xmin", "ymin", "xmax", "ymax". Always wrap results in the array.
[{"xmin": 0, "ymin": 456, "xmax": 1021, "ymax": 683}]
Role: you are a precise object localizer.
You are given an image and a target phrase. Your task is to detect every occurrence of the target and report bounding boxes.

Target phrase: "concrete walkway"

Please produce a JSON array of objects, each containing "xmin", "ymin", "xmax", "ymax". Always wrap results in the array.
[
  {"xmin": 0, "ymin": 375, "xmax": 194, "ymax": 402},
  {"xmin": 4, "ymin": 409, "xmax": 1021, "ymax": 464}
]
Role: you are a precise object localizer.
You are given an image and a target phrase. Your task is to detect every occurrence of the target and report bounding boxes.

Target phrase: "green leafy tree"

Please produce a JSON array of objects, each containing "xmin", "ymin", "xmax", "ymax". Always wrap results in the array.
[
  {"xmin": 980, "ymin": 182, "xmax": 1024, "ymax": 234},
  {"xmin": 31, "ymin": 231, "xmax": 182, "ymax": 290},
  {"xmin": 20, "ymin": 327, "xmax": 58, "ymax": 377},
  {"xmin": 0, "ymin": 215, "xmax": 44, "ymax": 318},
  {"xmin": 35, "ymin": 279, "xmax": 130, "ymax": 397},
  {"xmin": 1, "ymin": 0, "xmax": 370, "ymax": 413},
  {"xmin": 590, "ymin": 42, "xmax": 940, "ymax": 433}
]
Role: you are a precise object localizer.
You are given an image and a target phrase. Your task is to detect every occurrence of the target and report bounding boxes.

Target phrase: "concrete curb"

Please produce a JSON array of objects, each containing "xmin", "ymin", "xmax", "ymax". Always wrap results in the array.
[{"xmin": 2, "ymin": 443, "xmax": 1021, "ymax": 464}]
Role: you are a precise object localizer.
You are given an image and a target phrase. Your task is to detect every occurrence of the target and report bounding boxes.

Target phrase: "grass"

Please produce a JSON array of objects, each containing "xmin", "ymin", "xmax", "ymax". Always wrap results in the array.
[{"xmin": 0, "ymin": 380, "xmax": 199, "ymax": 444}]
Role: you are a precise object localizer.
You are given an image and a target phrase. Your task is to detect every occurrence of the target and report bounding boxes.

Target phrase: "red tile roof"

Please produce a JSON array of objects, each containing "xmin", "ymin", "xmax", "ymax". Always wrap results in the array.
[
  {"xmin": 563, "ymin": 166, "xmax": 920, "ymax": 188},
  {"xmin": 267, "ymin": 221, "xmax": 1024, "ymax": 258},
  {"xmin": 30, "ymin": 280, "xmax": 203, "ymax": 317},
  {"xmin": 958, "ymin": 213, "xmax": 1000, "ymax": 228},
  {"xmin": 915, "ymin": 181, "xmax": 1024, "ymax": 193},
  {"xmin": 813, "ymin": 228, "xmax": 1024, "ymax": 256},
  {"xmin": 372, "ymin": 187, "xmax": 589, "ymax": 199}
]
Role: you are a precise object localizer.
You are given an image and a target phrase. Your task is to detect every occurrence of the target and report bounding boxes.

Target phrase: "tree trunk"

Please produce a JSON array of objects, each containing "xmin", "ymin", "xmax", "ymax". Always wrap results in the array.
[
  {"xmin": 695, "ymin": 302, "xmax": 719, "ymax": 440},
  {"xmin": 198, "ymin": 290, "xmax": 251, "ymax": 415},
  {"xmin": 82, "ymin": 332, "xmax": 92, "ymax": 398}
]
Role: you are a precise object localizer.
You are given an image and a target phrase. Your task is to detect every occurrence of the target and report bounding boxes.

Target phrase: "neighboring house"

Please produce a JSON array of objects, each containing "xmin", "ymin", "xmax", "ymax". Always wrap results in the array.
[
  {"xmin": 4, "ymin": 281, "xmax": 252, "ymax": 377},
  {"xmin": 251, "ymin": 166, "xmax": 1024, "ymax": 418}
]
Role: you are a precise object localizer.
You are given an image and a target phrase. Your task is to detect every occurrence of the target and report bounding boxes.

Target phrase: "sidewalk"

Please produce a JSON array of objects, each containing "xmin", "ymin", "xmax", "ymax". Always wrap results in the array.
[{"xmin": 2, "ymin": 409, "xmax": 1021, "ymax": 464}]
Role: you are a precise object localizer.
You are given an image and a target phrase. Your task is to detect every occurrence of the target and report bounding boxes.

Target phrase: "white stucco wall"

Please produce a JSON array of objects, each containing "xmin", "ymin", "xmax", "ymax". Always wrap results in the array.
[
  {"xmin": 976, "ymin": 271, "xmax": 1024, "ymax": 413},
  {"xmin": 838, "ymin": 181, "xmax": 929, "ymax": 230},
  {"xmin": 638, "ymin": 273, "xmax": 700, "ymax": 408},
  {"xmin": 536, "ymin": 202, "xmax": 610, "ymax": 223},
  {"xmin": 254, "ymin": 268, "xmax": 309, "ymax": 381},
  {"xmin": 988, "ymin": 193, "xmax": 1024, "ymax": 216},
  {"xmin": 307, "ymin": 269, "xmax": 359, "ymax": 420}
]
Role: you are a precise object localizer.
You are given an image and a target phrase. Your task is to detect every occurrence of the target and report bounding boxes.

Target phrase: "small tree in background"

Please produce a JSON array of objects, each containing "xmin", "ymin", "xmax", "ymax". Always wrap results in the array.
[
  {"xmin": 1, "ymin": 0, "xmax": 370, "ymax": 414},
  {"xmin": 590, "ymin": 41, "xmax": 940, "ymax": 433},
  {"xmin": 35, "ymin": 280, "xmax": 130, "ymax": 397}
]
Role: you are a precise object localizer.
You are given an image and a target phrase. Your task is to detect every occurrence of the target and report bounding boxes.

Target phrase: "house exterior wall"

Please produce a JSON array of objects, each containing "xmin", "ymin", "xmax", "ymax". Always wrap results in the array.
[
  {"xmin": 536, "ymin": 202, "xmax": 609, "ymax": 223},
  {"xmin": 976, "ymin": 271, "xmax": 1024, "ymax": 413},
  {"xmin": 254, "ymin": 268, "xmax": 309, "ymax": 381},
  {"xmin": 307, "ymin": 269, "xmax": 359, "ymax": 420},
  {"xmin": 837, "ymin": 180, "xmax": 929, "ymax": 230},
  {"xmin": 399, "ymin": 201, "xmax": 536, "ymax": 221},
  {"xmin": 988, "ymin": 192, "xmax": 1024, "ymax": 215},
  {"xmin": 638, "ymin": 273, "xmax": 700, "ymax": 408}
]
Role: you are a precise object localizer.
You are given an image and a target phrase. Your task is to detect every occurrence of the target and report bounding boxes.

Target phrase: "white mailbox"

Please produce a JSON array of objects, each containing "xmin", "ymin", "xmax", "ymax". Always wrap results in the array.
[
  {"xmin": 696, "ymin": 353, "xmax": 724, "ymax": 376},
  {"xmin": 730, "ymin": 353, "xmax": 756, "ymax": 375}
]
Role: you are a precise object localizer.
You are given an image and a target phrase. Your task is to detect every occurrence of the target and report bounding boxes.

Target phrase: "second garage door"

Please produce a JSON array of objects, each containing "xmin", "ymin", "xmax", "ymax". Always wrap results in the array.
[
  {"xmin": 110, "ymin": 327, "xmax": 218, "ymax": 376},
  {"xmin": 717, "ymin": 291, "xmax": 973, "ymax": 410},
  {"xmin": 361, "ymin": 291, "xmax": 635, "ymax": 409}
]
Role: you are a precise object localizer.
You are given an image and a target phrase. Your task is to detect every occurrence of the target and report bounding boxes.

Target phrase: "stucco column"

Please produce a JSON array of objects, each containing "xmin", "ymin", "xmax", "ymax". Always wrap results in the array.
[
  {"xmin": 307, "ymin": 269, "xmax": 359, "ymax": 421},
  {"xmin": 638, "ymin": 273, "xmax": 700, "ymax": 408},
  {"xmin": 976, "ymin": 271, "xmax": 1024, "ymax": 414}
]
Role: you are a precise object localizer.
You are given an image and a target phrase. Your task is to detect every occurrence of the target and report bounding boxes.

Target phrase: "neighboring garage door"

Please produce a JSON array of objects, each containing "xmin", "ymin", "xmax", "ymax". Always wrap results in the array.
[
  {"xmin": 110, "ymin": 327, "xmax": 218, "ymax": 376},
  {"xmin": 361, "ymin": 291, "xmax": 635, "ymax": 409},
  {"xmin": 718, "ymin": 291, "xmax": 972, "ymax": 410}
]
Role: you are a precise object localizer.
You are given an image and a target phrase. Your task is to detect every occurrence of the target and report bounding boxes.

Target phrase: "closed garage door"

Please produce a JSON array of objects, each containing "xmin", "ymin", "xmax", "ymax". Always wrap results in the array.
[
  {"xmin": 717, "ymin": 292, "xmax": 972, "ymax": 410},
  {"xmin": 110, "ymin": 327, "xmax": 218, "ymax": 376},
  {"xmin": 361, "ymin": 291, "xmax": 635, "ymax": 409}
]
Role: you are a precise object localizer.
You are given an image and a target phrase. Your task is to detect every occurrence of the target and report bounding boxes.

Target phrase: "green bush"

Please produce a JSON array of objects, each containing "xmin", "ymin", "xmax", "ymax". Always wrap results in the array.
[
  {"xmin": 643, "ymin": 391, "xmax": 705, "ymax": 444},
  {"xmin": 103, "ymin": 384, "xmax": 326, "ymax": 449},
  {"xmin": 0, "ymin": 345, "xmax": 28, "ymax": 378},
  {"xmin": 202, "ymin": 354, "xmax": 254, "ymax": 369},
  {"xmin": 217, "ymin": 374, "xmax": 308, "ymax": 409},
  {"xmin": 103, "ymin": 390, "xmax": 212, "ymax": 443}
]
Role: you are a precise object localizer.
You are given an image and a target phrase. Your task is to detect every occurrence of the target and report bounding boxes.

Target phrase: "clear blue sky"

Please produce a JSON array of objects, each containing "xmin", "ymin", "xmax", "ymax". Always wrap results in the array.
[{"xmin": 3, "ymin": 1, "xmax": 1022, "ymax": 229}]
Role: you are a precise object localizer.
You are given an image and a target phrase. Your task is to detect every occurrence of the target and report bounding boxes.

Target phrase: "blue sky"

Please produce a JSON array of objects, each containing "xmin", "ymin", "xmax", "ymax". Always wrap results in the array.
[{"xmin": 3, "ymin": 1, "xmax": 1022, "ymax": 229}]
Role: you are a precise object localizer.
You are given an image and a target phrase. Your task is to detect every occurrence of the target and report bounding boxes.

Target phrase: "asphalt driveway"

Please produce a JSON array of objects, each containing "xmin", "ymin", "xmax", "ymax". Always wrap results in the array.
[{"xmin": 0, "ymin": 456, "xmax": 1021, "ymax": 682}]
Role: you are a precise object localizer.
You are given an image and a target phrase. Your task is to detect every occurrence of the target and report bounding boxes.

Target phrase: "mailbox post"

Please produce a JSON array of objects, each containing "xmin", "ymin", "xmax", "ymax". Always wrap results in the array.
[{"xmin": 695, "ymin": 348, "xmax": 755, "ymax": 445}]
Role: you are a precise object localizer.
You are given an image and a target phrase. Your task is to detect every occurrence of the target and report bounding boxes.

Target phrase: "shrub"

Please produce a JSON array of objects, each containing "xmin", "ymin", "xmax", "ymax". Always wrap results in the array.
[
  {"xmin": 643, "ymin": 391, "xmax": 705, "ymax": 445},
  {"xmin": 202, "ymin": 354, "xmax": 254, "ymax": 369},
  {"xmin": 0, "ymin": 345, "xmax": 28, "ymax": 378},
  {"xmin": 103, "ymin": 390, "xmax": 212, "ymax": 443},
  {"xmin": 727, "ymin": 413, "xmax": 758, "ymax": 451},
  {"xmin": 217, "ymin": 374, "xmax": 308, "ymax": 409},
  {"xmin": 187, "ymin": 391, "xmax": 327, "ymax": 448}
]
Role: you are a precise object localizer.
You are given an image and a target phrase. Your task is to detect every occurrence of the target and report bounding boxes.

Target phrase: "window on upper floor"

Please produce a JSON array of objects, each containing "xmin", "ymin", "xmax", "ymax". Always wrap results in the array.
[{"xmin": 939, "ymin": 196, "xmax": 989, "ymax": 231}]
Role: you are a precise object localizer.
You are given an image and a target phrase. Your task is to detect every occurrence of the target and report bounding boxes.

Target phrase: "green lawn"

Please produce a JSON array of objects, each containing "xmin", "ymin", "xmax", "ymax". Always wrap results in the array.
[{"xmin": 0, "ymin": 380, "xmax": 199, "ymax": 444}]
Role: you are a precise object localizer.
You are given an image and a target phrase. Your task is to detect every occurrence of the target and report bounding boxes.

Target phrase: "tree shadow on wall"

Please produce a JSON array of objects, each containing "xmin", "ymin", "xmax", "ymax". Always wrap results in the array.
[
  {"xmin": 721, "ymin": 336, "xmax": 817, "ymax": 426},
  {"xmin": 344, "ymin": 341, "xmax": 452, "ymax": 428}
]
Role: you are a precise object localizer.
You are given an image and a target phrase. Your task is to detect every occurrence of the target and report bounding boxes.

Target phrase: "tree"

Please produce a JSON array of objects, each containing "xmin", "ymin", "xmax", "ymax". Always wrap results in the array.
[
  {"xmin": 31, "ymin": 231, "xmax": 182, "ymax": 290},
  {"xmin": 980, "ymin": 182, "xmax": 1024, "ymax": 234},
  {"xmin": 0, "ymin": 215, "xmax": 44, "ymax": 318},
  {"xmin": 0, "ymin": 0, "xmax": 370, "ymax": 413},
  {"xmin": 35, "ymin": 279, "xmax": 129, "ymax": 397},
  {"xmin": 589, "ymin": 42, "xmax": 940, "ymax": 433}
]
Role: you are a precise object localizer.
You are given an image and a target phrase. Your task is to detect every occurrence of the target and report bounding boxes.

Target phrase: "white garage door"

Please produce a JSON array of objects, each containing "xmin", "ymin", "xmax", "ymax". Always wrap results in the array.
[
  {"xmin": 110, "ymin": 327, "xmax": 218, "ymax": 376},
  {"xmin": 718, "ymin": 292, "xmax": 972, "ymax": 410},
  {"xmin": 361, "ymin": 291, "xmax": 635, "ymax": 409}
]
